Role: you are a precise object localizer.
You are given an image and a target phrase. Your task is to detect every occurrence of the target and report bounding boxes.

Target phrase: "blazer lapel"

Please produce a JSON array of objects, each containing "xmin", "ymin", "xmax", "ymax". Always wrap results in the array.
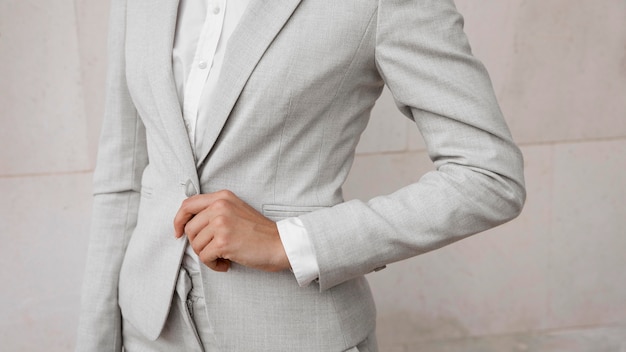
[
  {"xmin": 146, "ymin": 0, "xmax": 199, "ymax": 182},
  {"xmin": 195, "ymin": 0, "xmax": 303, "ymax": 167}
]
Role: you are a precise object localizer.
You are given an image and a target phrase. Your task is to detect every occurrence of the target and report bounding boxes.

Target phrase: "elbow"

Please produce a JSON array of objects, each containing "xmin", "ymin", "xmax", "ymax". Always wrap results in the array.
[
  {"xmin": 494, "ymin": 163, "xmax": 526, "ymax": 225},
  {"xmin": 474, "ymin": 174, "xmax": 525, "ymax": 229},
  {"xmin": 506, "ymin": 179, "xmax": 526, "ymax": 221},
  {"xmin": 489, "ymin": 146, "xmax": 527, "ymax": 224},
  {"xmin": 469, "ymin": 161, "xmax": 527, "ymax": 227},
  {"xmin": 507, "ymin": 150, "xmax": 527, "ymax": 221}
]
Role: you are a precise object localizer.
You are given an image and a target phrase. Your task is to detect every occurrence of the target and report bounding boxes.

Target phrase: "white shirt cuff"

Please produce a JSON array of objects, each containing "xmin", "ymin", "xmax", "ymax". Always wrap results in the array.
[{"xmin": 276, "ymin": 217, "xmax": 320, "ymax": 287}]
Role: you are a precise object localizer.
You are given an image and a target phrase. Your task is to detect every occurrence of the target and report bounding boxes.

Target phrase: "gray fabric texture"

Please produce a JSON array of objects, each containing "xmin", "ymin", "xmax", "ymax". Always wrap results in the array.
[{"xmin": 76, "ymin": 0, "xmax": 525, "ymax": 351}]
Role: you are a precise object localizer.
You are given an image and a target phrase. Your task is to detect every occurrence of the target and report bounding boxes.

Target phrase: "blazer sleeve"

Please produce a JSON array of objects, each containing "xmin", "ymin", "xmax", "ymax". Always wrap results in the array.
[
  {"xmin": 299, "ymin": 0, "xmax": 526, "ymax": 291},
  {"xmin": 75, "ymin": 0, "xmax": 148, "ymax": 350}
]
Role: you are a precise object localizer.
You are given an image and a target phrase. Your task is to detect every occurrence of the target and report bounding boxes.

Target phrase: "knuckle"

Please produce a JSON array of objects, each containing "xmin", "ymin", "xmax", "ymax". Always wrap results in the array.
[
  {"xmin": 181, "ymin": 198, "xmax": 193, "ymax": 211},
  {"xmin": 212, "ymin": 214, "xmax": 229, "ymax": 227},
  {"xmin": 183, "ymin": 223, "xmax": 194, "ymax": 236},
  {"xmin": 218, "ymin": 189, "xmax": 234, "ymax": 199},
  {"xmin": 212, "ymin": 199, "xmax": 231, "ymax": 210},
  {"xmin": 190, "ymin": 240, "xmax": 202, "ymax": 254},
  {"xmin": 199, "ymin": 251, "xmax": 211, "ymax": 265},
  {"xmin": 213, "ymin": 236, "xmax": 228, "ymax": 251}
]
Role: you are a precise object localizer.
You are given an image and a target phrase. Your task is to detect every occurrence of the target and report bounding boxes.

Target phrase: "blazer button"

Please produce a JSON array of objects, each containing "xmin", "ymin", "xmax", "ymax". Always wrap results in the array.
[{"xmin": 184, "ymin": 180, "xmax": 198, "ymax": 197}]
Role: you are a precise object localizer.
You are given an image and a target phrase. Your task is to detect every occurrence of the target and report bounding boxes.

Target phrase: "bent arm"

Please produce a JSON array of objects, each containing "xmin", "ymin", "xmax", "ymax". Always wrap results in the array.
[
  {"xmin": 300, "ymin": 0, "xmax": 525, "ymax": 291},
  {"xmin": 76, "ymin": 0, "xmax": 148, "ymax": 350}
]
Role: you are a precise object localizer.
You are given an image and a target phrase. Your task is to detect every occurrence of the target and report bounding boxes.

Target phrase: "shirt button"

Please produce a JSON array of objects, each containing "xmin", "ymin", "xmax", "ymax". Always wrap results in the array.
[
  {"xmin": 198, "ymin": 61, "xmax": 208, "ymax": 69},
  {"xmin": 212, "ymin": 7, "xmax": 221, "ymax": 15}
]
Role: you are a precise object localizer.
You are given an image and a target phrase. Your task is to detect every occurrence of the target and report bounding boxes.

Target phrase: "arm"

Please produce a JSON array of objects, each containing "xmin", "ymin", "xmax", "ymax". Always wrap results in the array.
[
  {"xmin": 299, "ymin": 0, "xmax": 526, "ymax": 291},
  {"xmin": 172, "ymin": 0, "xmax": 524, "ymax": 290},
  {"xmin": 76, "ymin": 0, "xmax": 148, "ymax": 350}
]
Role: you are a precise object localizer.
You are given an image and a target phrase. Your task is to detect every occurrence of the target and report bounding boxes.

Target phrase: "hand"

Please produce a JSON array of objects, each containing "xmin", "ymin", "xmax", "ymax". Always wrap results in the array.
[{"xmin": 173, "ymin": 190, "xmax": 290, "ymax": 273}]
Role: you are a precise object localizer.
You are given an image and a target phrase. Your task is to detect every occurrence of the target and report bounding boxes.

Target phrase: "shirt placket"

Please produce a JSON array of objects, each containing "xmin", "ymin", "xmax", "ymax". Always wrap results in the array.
[{"xmin": 182, "ymin": 0, "xmax": 227, "ymax": 157}]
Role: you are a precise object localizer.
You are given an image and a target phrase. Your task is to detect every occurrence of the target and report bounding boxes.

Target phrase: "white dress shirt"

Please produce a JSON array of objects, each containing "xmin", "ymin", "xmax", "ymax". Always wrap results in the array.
[{"xmin": 172, "ymin": 0, "xmax": 319, "ymax": 286}]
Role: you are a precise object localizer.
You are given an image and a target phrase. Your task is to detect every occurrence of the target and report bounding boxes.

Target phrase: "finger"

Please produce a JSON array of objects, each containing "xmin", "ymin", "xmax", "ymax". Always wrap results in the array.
[
  {"xmin": 173, "ymin": 191, "xmax": 238, "ymax": 237},
  {"xmin": 204, "ymin": 259, "xmax": 230, "ymax": 272},
  {"xmin": 173, "ymin": 206, "xmax": 196, "ymax": 238},
  {"xmin": 182, "ymin": 209, "xmax": 212, "ymax": 242},
  {"xmin": 198, "ymin": 246, "xmax": 231, "ymax": 272},
  {"xmin": 189, "ymin": 225, "xmax": 215, "ymax": 255},
  {"xmin": 173, "ymin": 195, "xmax": 215, "ymax": 237},
  {"xmin": 215, "ymin": 258, "xmax": 231, "ymax": 272},
  {"xmin": 185, "ymin": 203, "xmax": 234, "ymax": 243}
]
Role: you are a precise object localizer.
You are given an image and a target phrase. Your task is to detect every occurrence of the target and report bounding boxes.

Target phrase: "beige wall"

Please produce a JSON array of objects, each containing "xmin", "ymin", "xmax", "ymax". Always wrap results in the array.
[{"xmin": 1, "ymin": 1, "xmax": 625, "ymax": 350}]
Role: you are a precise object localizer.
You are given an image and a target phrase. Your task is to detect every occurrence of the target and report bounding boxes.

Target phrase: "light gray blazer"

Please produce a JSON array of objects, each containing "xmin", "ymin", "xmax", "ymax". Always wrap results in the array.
[{"xmin": 76, "ymin": 0, "xmax": 526, "ymax": 351}]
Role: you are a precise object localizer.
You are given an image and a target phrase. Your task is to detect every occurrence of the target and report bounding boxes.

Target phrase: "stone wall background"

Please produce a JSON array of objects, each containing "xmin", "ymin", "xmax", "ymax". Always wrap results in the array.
[{"xmin": 1, "ymin": 0, "xmax": 625, "ymax": 350}]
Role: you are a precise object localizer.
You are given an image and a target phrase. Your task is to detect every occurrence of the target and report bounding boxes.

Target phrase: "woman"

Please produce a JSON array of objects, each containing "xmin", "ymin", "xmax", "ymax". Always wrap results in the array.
[{"xmin": 77, "ymin": 0, "xmax": 525, "ymax": 351}]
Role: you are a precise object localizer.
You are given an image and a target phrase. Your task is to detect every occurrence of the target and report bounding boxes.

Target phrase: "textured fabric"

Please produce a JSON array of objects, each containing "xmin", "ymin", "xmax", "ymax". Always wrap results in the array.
[
  {"xmin": 183, "ymin": 268, "xmax": 219, "ymax": 352},
  {"xmin": 77, "ymin": 0, "xmax": 525, "ymax": 351},
  {"xmin": 171, "ymin": 0, "xmax": 317, "ymax": 284},
  {"xmin": 172, "ymin": 0, "xmax": 251, "ymax": 272},
  {"xmin": 122, "ymin": 267, "xmax": 218, "ymax": 352}
]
